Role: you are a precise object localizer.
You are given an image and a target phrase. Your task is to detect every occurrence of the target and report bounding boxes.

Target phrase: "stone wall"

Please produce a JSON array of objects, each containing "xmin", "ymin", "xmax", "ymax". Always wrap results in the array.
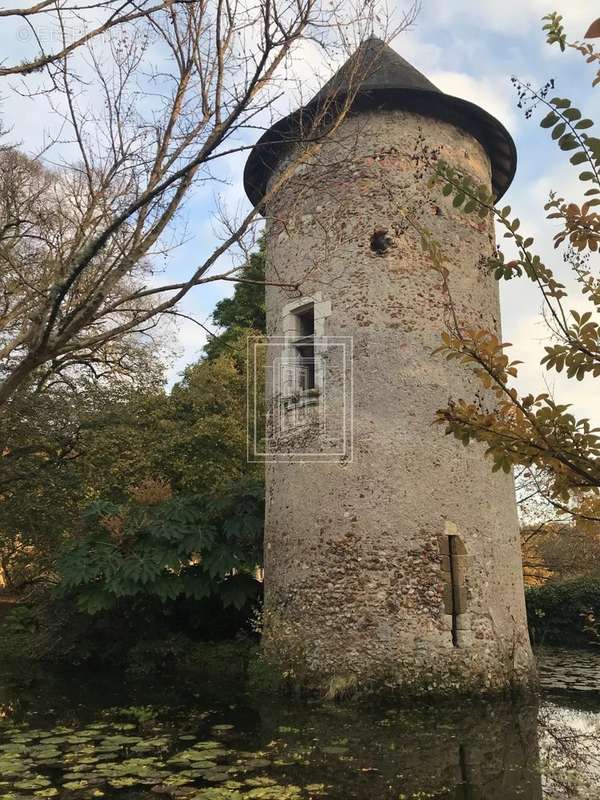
[{"xmin": 261, "ymin": 108, "xmax": 536, "ymax": 696}]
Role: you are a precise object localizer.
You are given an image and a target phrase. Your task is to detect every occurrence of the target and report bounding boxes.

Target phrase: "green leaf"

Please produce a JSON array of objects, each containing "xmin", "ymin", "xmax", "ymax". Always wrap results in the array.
[
  {"xmin": 552, "ymin": 122, "xmax": 566, "ymax": 140},
  {"xmin": 575, "ymin": 119, "xmax": 594, "ymax": 130},
  {"xmin": 219, "ymin": 573, "xmax": 260, "ymax": 609},
  {"xmin": 570, "ymin": 151, "xmax": 588, "ymax": 165},
  {"xmin": 551, "ymin": 97, "xmax": 571, "ymax": 109},
  {"xmin": 541, "ymin": 111, "xmax": 559, "ymax": 128},
  {"xmin": 563, "ymin": 107, "xmax": 582, "ymax": 121},
  {"xmin": 579, "ymin": 171, "xmax": 595, "ymax": 181},
  {"xmin": 453, "ymin": 193, "xmax": 465, "ymax": 208},
  {"xmin": 559, "ymin": 134, "xmax": 578, "ymax": 151}
]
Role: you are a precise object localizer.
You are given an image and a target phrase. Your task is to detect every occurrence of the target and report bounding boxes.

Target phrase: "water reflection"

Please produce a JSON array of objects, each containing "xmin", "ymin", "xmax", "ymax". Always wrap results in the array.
[
  {"xmin": 0, "ymin": 655, "xmax": 597, "ymax": 799},
  {"xmin": 540, "ymin": 699, "xmax": 600, "ymax": 798},
  {"xmin": 257, "ymin": 700, "xmax": 543, "ymax": 799}
]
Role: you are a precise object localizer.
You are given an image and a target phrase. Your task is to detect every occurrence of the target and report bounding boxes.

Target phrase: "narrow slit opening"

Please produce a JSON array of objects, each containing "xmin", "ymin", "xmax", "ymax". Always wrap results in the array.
[{"xmin": 448, "ymin": 534, "xmax": 459, "ymax": 648}]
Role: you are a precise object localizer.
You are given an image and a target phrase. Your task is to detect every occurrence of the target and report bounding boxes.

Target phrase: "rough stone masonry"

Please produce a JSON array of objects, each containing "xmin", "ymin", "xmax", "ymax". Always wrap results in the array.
[{"xmin": 243, "ymin": 38, "xmax": 536, "ymax": 696}]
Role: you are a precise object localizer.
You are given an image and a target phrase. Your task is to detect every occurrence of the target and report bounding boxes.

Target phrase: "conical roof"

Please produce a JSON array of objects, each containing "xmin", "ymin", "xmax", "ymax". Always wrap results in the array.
[
  {"xmin": 243, "ymin": 37, "xmax": 517, "ymax": 208},
  {"xmin": 313, "ymin": 37, "xmax": 440, "ymax": 99}
]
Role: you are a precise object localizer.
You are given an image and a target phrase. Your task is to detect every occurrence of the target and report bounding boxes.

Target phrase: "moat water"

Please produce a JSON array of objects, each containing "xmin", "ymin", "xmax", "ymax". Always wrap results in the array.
[{"xmin": 0, "ymin": 648, "xmax": 599, "ymax": 800}]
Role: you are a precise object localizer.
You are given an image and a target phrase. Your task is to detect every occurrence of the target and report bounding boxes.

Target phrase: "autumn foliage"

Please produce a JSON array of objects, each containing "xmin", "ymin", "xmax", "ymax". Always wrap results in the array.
[{"xmin": 427, "ymin": 14, "xmax": 600, "ymax": 524}]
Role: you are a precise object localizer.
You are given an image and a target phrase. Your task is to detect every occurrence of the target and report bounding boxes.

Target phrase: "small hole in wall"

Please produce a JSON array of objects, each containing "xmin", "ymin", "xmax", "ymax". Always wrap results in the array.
[{"xmin": 370, "ymin": 228, "xmax": 393, "ymax": 255}]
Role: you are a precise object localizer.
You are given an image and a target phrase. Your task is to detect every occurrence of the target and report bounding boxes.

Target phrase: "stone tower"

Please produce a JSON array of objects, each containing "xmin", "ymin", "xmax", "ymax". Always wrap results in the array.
[{"xmin": 244, "ymin": 38, "xmax": 535, "ymax": 696}]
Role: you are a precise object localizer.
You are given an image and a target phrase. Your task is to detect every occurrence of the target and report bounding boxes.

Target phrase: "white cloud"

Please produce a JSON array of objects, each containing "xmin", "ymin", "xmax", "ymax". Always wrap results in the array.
[
  {"xmin": 429, "ymin": 69, "xmax": 518, "ymax": 130},
  {"xmin": 505, "ymin": 311, "xmax": 599, "ymax": 424},
  {"xmin": 424, "ymin": 0, "xmax": 591, "ymax": 37},
  {"xmin": 392, "ymin": 34, "xmax": 443, "ymax": 73}
]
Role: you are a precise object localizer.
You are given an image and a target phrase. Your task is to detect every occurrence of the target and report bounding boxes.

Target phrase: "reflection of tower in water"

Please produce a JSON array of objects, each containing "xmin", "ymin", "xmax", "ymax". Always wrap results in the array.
[
  {"xmin": 257, "ymin": 700, "xmax": 543, "ymax": 800},
  {"xmin": 441, "ymin": 706, "xmax": 542, "ymax": 799}
]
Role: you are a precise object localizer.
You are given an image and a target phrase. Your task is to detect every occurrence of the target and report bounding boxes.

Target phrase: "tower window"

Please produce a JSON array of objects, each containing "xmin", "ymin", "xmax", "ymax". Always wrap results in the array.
[
  {"xmin": 293, "ymin": 305, "xmax": 315, "ymax": 391},
  {"xmin": 297, "ymin": 306, "xmax": 314, "ymax": 337}
]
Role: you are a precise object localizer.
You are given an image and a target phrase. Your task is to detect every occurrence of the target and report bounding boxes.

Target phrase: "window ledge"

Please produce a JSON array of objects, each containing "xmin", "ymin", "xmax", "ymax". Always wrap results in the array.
[{"xmin": 283, "ymin": 390, "xmax": 320, "ymax": 409}]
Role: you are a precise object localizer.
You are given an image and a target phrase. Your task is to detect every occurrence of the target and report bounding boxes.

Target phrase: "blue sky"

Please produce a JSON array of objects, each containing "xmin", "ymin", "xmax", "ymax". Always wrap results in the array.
[
  {"xmin": 1, "ymin": 0, "xmax": 596, "ymax": 419},
  {"xmin": 397, "ymin": 1, "xmax": 597, "ymax": 422},
  {"xmin": 164, "ymin": 0, "xmax": 598, "ymax": 424}
]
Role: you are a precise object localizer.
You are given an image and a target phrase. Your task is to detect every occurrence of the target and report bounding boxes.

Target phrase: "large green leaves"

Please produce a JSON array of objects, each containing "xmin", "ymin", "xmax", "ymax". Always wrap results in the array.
[
  {"xmin": 540, "ymin": 98, "xmax": 599, "ymax": 185},
  {"xmin": 57, "ymin": 479, "xmax": 263, "ymax": 614}
]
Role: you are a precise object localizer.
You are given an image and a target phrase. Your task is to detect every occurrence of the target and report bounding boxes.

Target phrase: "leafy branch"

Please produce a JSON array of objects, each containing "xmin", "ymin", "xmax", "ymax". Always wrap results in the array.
[
  {"xmin": 422, "ymin": 13, "xmax": 600, "ymax": 509},
  {"xmin": 429, "ymin": 161, "xmax": 600, "ymax": 377},
  {"xmin": 543, "ymin": 13, "xmax": 600, "ymax": 87}
]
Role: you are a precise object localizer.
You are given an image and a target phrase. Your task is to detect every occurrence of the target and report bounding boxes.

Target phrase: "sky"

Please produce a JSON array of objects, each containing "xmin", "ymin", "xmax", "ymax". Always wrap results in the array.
[
  {"xmin": 166, "ymin": 0, "xmax": 598, "ymax": 425},
  {"xmin": 396, "ymin": 1, "xmax": 598, "ymax": 424},
  {"xmin": 0, "ymin": 0, "xmax": 597, "ymax": 421}
]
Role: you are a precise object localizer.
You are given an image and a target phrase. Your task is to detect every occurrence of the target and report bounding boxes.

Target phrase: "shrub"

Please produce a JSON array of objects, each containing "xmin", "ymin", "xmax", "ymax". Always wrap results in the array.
[
  {"xmin": 526, "ymin": 578, "xmax": 600, "ymax": 647},
  {"xmin": 57, "ymin": 478, "xmax": 263, "ymax": 614},
  {"xmin": 179, "ymin": 638, "xmax": 256, "ymax": 683},
  {"xmin": 125, "ymin": 634, "xmax": 195, "ymax": 677},
  {"xmin": 0, "ymin": 605, "xmax": 39, "ymax": 662},
  {"xmin": 246, "ymin": 649, "xmax": 284, "ymax": 695},
  {"xmin": 0, "ymin": 578, "xmax": 262, "ymax": 668},
  {"xmin": 2, "ymin": 604, "xmax": 38, "ymax": 636}
]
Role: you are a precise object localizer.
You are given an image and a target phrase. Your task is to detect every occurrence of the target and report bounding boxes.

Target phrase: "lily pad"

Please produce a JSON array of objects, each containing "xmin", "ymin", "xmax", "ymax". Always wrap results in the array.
[
  {"xmin": 14, "ymin": 777, "xmax": 51, "ymax": 790},
  {"xmin": 163, "ymin": 775, "xmax": 194, "ymax": 787},
  {"xmin": 132, "ymin": 737, "xmax": 169, "ymax": 752},
  {"xmin": 202, "ymin": 769, "xmax": 232, "ymax": 783},
  {"xmin": 244, "ymin": 778, "xmax": 277, "ymax": 788},
  {"xmin": 108, "ymin": 777, "xmax": 139, "ymax": 788},
  {"xmin": 241, "ymin": 758, "xmax": 272, "ymax": 769},
  {"xmin": 245, "ymin": 788, "xmax": 302, "ymax": 800}
]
